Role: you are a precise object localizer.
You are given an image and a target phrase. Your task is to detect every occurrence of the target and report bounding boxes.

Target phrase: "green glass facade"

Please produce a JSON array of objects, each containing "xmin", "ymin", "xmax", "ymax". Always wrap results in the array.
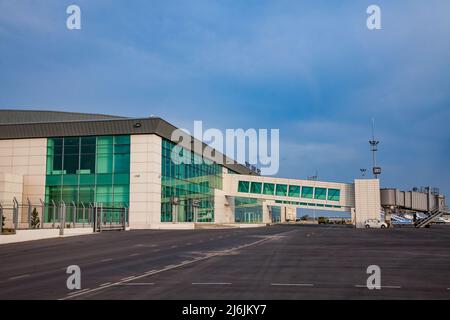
[
  {"xmin": 234, "ymin": 197, "xmax": 263, "ymax": 223},
  {"xmin": 45, "ymin": 136, "xmax": 130, "ymax": 221},
  {"xmin": 161, "ymin": 139, "xmax": 223, "ymax": 223}
]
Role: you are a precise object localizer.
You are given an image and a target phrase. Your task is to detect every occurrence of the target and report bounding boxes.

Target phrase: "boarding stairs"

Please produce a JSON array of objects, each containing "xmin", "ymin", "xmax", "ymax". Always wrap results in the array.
[{"xmin": 415, "ymin": 209, "xmax": 447, "ymax": 228}]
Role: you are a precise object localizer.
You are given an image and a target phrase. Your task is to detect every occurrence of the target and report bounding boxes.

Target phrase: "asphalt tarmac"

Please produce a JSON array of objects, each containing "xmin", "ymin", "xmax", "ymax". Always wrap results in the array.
[{"xmin": 1, "ymin": 224, "xmax": 449, "ymax": 300}]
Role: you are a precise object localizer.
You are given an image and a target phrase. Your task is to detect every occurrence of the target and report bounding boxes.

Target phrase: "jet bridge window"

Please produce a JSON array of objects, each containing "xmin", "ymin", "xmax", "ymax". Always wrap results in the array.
[
  {"xmin": 288, "ymin": 185, "xmax": 301, "ymax": 197},
  {"xmin": 314, "ymin": 187, "xmax": 327, "ymax": 200},
  {"xmin": 301, "ymin": 186, "xmax": 314, "ymax": 199},
  {"xmin": 250, "ymin": 182, "xmax": 262, "ymax": 194},
  {"xmin": 263, "ymin": 183, "xmax": 275, "ymax": 195},
  {"xmin": 276, "ymin": 184, "xmax": 287, "ymax": 196},
  {"xmin": 238, "ymin": 181, "xmax": 250, "ymax": 193},
  {"xmin": 327, "ymin": 189, "xmax": 341, "ymax": 202}
]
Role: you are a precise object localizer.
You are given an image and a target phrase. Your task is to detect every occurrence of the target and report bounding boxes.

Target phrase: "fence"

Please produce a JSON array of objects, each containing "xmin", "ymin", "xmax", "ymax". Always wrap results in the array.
[{"xmin": 0, "ymin": 198, "xmax": 128, "ymax": 234}]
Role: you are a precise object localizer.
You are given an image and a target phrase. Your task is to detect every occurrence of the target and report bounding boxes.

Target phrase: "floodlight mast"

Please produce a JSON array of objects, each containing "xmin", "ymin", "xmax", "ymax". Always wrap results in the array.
[{"xmin": 369, "ymin": 118, "xmax": 380, "ymax": 179}]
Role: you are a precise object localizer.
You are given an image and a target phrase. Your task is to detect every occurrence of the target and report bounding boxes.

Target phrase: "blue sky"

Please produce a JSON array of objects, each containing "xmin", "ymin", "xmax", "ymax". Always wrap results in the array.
[{"xmin": 1, "ymin": 0, "xmax": 449, "ymax": 197}]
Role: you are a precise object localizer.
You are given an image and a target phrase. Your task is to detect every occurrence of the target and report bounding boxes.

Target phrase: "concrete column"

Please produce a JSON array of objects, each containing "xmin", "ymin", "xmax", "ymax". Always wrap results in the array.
[
  {"xmin": 262, "ymin": 202, "xmax": 271, "ymax": 224},
  {"xmin": 354, "ymin": 179, "xmax": 381, "ymax": 228},
  {"xmin": 129, "ymin": 134, "xmax": 162, "ymax": 229},
  {"xmin": 279, "ymin": 207, "xmax": 287, "ymax": 223}
]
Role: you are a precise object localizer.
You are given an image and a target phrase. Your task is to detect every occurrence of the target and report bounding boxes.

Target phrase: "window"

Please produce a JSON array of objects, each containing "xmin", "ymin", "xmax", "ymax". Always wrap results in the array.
[
  {"xmin": 327, "ymin": 189, "xmax": 340, "ymax": 202},
  {"xmin": 97, "ymin": 153, "xmax": 113, "ymax": 174},
  {"xmin": 301, "ymin": 186, "xmax": 314, "ymax": 199},
  {"xmin": 288, "ymin": 185, "xmax": 300, "ymax": 197},
  {"xmin": 79, "ymin": 175, "xmax": 95, "ymax": 185},
  {"xmin": 97, "ymin": 173, "xmax": 113, "ymax": 185},
  {"xmin": 276, "ymin": 184, "xmax": 287, "ymax": 196},
  {"xmin": 114, "ymin": 153, "xmax": 130, "ymax": 173},
  {"xmin": 161, "ymin": 139, "xmax": 221, "ymax": 223},
  {"xmin": 63, "ymin": 174, "xmax": 78, "ymax": 186},
  {"xmin": 250, "ymin": 182, "xmax": 262, "ymax": 194},
  {"xmin": 263, "ymin": 183, "xmax": 275, "ymax": 195},
  {"xmin": 314, "ymin": 187, "xmax": 327, "ymax": 200},
  {"xmin": 45, "ymin": 135, "xmax": 130, "ymax": 217},
  {"xmin": 46, "ymin": 175, "xmax": 62, "ymax": 186},
  {"xmin": 238, "ymin": 181, "xmax": 250, "ymax": 193}
]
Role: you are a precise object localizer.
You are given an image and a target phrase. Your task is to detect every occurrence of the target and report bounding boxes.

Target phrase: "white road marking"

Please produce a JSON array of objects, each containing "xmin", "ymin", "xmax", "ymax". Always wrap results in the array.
[
  {"xmin": 9, "ymin": 274, "xmax": 30, "ymax": 281},
  {"xmin": 60, "ymin": 231, "xmax": 292, "ymax": 300},
  {"xmin": 100, "ymin": 282, "xmax": 111, "ymax": 287},
  {"xmin": 354, "ymin": 285, "xmax": 401, "ymax": 289},
  {"xmin": 120, "ymin": 276, "xmax": 136, "ymax": 281},
  {"xmin": 146, "ymin": 270, "xmax": 157, "ymax": 274},
  {"xmin": 165, "ymin": 265, "xmax": 176, "ymax": 269},
  {"xmin": 271, "ymin": 283, "xmax": 314, "ymax": 287},
  {"xmin": 117, "ymin": 282, "xmax": 155, "ymax": 286},
  {"xmin": 171, "ymin": 245, "xmax": 177, "ymax": 248},
  {"xmin": 67, "ymin": 288, "xmax": 90, "ymax": 296},
  {"xmin": 186, "ymin": 243, "xmax": 192, "ymax": 245},
  {"xmin": 128, "ymin": 253, "xmax": 140, "ymax": 257},
  {"xmin": 101, "ymin": 258, "xmax": 113, "ymax": 262},
  {"xmin": 192, "ymin": 282, "xmax": 232, "ymax": 285}
]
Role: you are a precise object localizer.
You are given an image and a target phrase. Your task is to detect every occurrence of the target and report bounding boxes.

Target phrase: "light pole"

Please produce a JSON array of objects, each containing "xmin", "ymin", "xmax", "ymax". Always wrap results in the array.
[
  {"xmin": 369, "ymin": 119, "xmax": 381, "ymax": 179},
  {"xmin": 308, "ymin": 170, "xmax": 318, "ymax": 222}
]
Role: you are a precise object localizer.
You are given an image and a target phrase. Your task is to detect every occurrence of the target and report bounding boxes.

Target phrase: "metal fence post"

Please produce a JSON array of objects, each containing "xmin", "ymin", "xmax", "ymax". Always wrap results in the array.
[
  {"xmin": 72, "ymin": 201, "xmax": 77, "ymax": 228},
  {"xmin": 99, "ymin": 203, "xmax": 103, "ymax": 232},
  {"xmin": 27, "ymin": 198, "xmax": 32, "ymax": 229},
  {"xmin": 92, "ymin": 205, "xmax": 97, "ymax": 233},
  {"xmin": 51, "ymin": 200, "xmax": 56, "ymax": 227},
  {"xmin": 40, "ymin": 199, "xmax": 45, "ymax": 229},
  {"xmin": 89, "ymin": 203, "xmax": 93, "ymax": 226},
  {"xmin": 0, "ymin": 203, "xmax": 3, "ymax": 234},
  {"xmin": 59, "ymin": 201, "xmax": 66, "ymax": 236},
  {"xmin": 81, "ymin": 202, "xmax": 86, "ymax": 228},
  {"xmin": 121, "ymin": 207, "xmax": 125, "ymax": 230},
  {"xmin": 13, "ymin": 197, "xmax": 19, "ymax": 230}
]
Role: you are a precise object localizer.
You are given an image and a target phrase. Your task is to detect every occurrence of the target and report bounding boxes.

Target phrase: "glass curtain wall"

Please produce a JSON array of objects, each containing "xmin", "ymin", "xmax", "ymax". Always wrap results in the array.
[
  {"xmin": 45, "ymin": 135, "xmax": 130, "ymax": 222},
  {"xmin": 234, "ymin": 197, "xmax": 263, "ymax": 223},
  {"xmin": 161, "ymin": 139, "xmax": 223, "ymax": 223}
]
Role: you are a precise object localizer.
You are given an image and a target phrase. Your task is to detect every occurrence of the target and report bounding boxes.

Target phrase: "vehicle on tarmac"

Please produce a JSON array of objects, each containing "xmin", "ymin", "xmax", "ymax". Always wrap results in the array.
[{"xmin": 364, "ymin": 219, "xmax": 388, "ymax": 229}]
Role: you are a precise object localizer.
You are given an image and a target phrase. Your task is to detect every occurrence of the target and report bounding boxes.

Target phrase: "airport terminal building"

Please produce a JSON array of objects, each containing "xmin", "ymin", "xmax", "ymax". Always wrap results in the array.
[{"xmin": 0, "ymin": 110, "xmax": 446, "ymax": 229}]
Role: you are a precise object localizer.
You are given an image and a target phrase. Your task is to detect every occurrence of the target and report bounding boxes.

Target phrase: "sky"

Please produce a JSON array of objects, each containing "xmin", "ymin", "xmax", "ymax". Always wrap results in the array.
[{"xmin": 0, "ymin": 0, "xmax": 449, "ymax": 198}]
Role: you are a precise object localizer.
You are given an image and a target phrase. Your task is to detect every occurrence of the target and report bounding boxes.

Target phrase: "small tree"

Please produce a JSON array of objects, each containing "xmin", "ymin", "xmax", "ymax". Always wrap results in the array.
[{"xmin": 30, "ymin": 207, "xmax": 40, "ymax": 229}]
